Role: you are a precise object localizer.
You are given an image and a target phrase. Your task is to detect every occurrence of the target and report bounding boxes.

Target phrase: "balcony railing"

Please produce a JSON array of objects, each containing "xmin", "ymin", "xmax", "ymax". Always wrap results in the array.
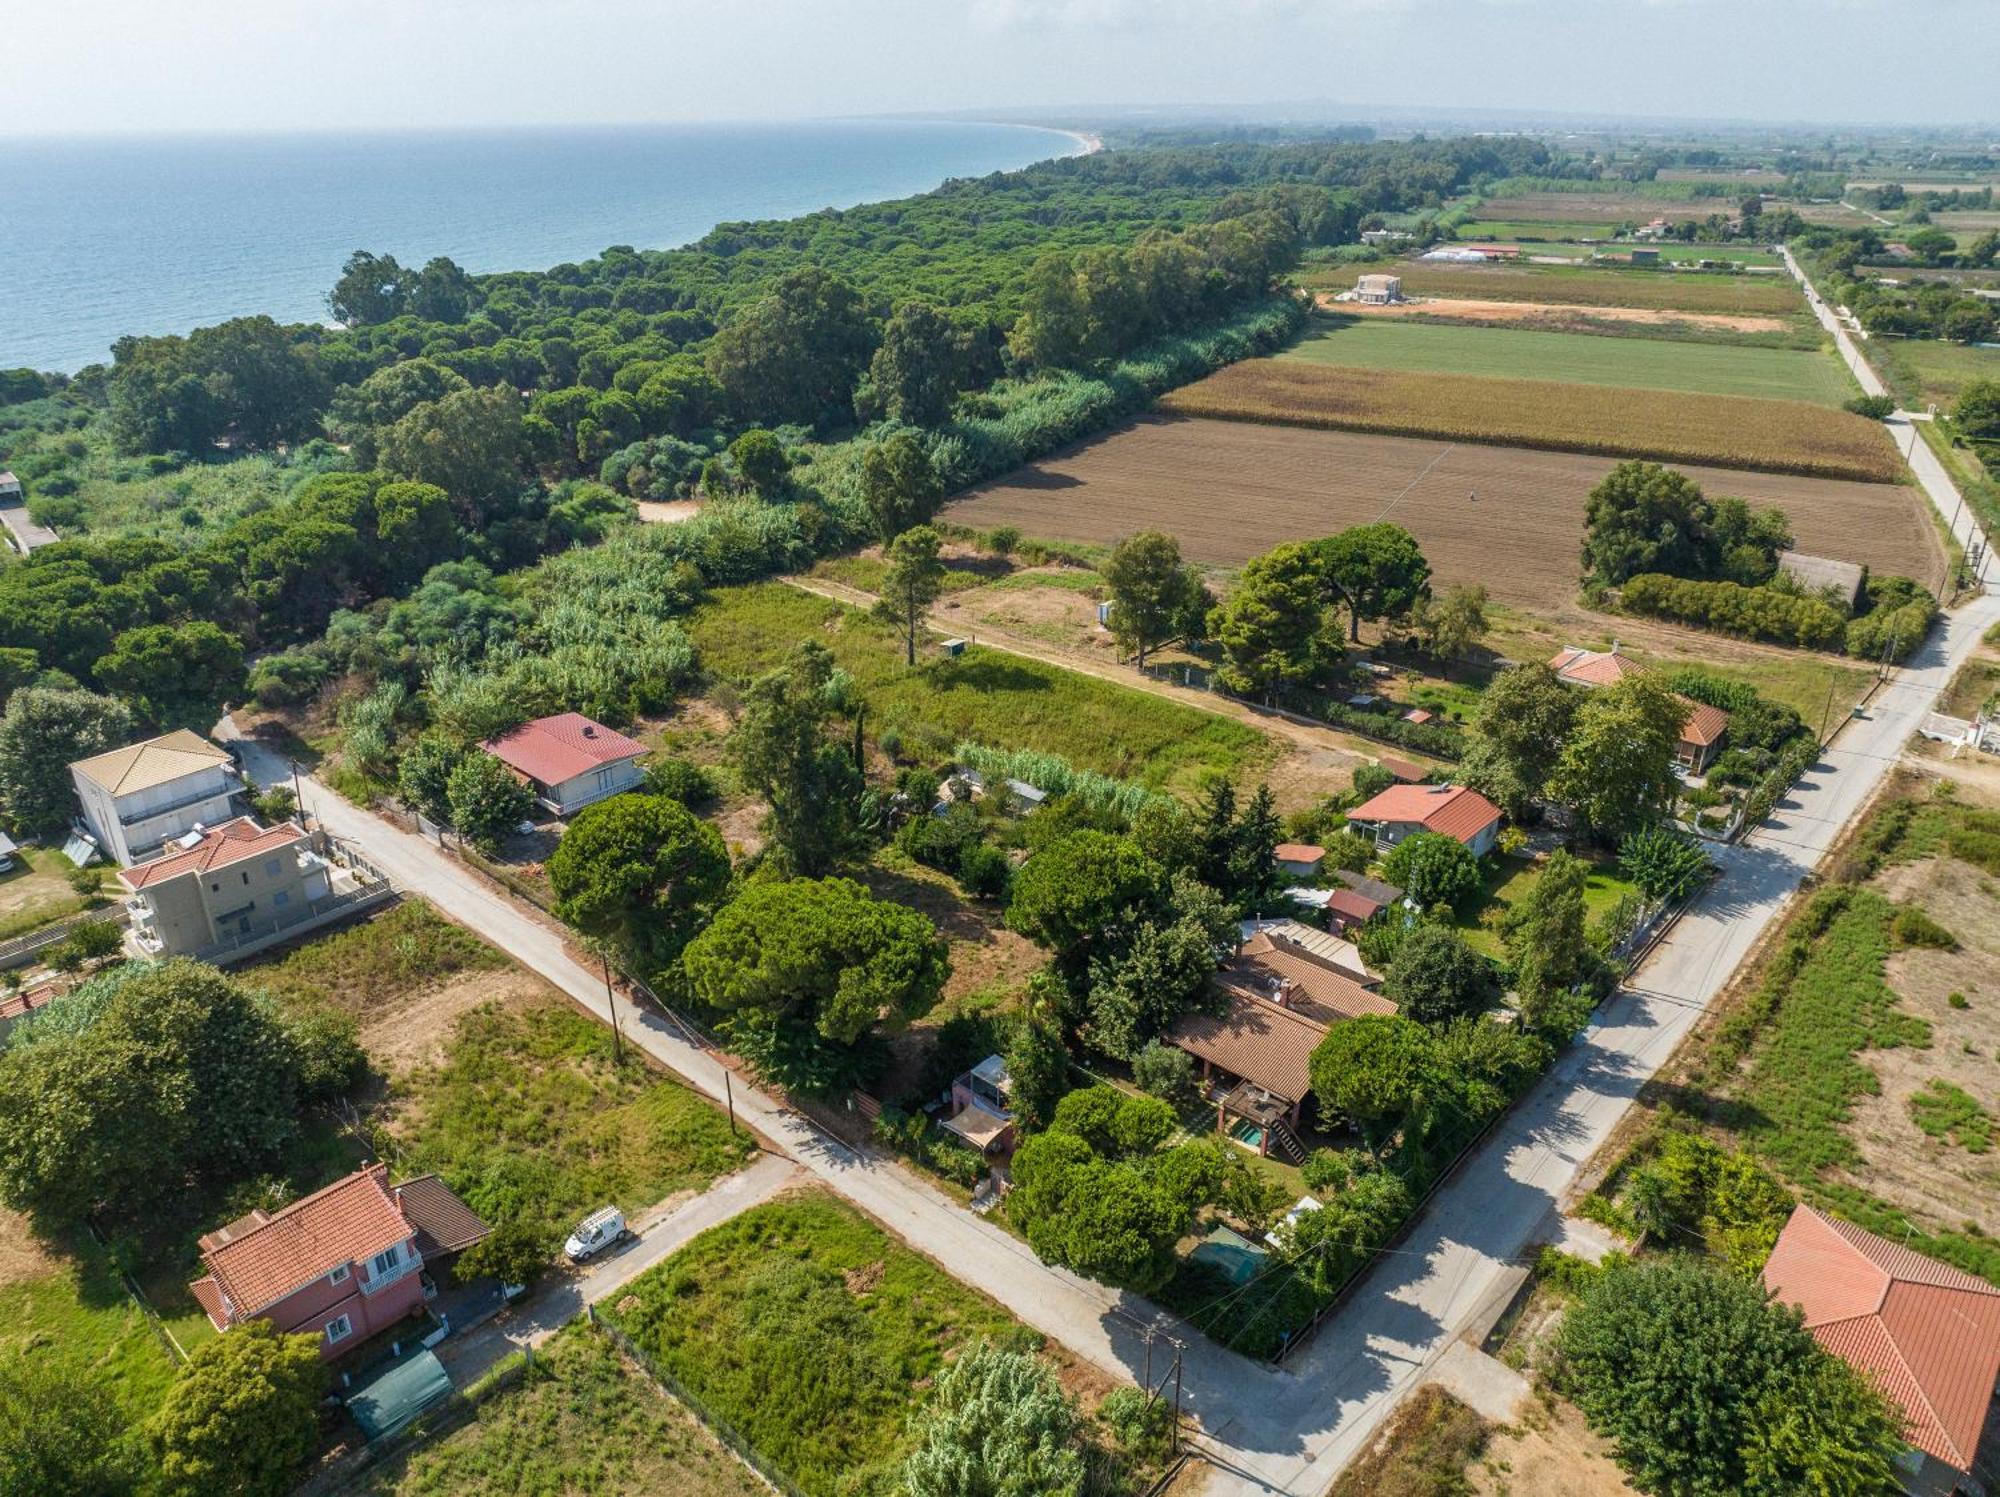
[{"xmin": 119, "ymin": 775, "xmax": 243, "ymax": 832}]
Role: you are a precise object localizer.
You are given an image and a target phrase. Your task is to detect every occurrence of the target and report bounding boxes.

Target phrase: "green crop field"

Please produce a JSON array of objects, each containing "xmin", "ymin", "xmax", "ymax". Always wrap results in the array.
[
  {"xmin": 1299, "ymin": 260, "xmax": 1801, "ymax": 317},
  {"xmin": 1280, "ymin": 318, "xmax": 1855, "ymax": 405}
]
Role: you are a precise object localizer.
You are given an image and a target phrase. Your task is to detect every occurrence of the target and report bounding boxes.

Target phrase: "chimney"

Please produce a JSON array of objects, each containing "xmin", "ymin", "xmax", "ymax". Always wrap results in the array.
[{"xmin": 582, "ymin": 724, "xmax": 596, "ymax": 738}]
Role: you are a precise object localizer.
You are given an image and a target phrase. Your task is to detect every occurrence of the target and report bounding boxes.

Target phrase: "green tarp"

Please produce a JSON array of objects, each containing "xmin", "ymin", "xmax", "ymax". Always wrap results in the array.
[{"xmin": 347, "ymin": 1348, "xmax": 454, "ymax": 1441}]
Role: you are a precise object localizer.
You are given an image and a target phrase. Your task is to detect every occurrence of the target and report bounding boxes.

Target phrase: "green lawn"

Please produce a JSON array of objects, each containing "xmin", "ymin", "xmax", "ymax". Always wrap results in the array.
[
  {"xmin": 1281, "ymin": 318, "xmax": 1854, "ymax": 406},
  {"xmin": 603, "ymin": 1191, "xmax": 1040, "ymax": 1497},
  {"xmin": 0, "ymin": 1227, "xmax": 195, "ymax": 1428},
  {"xmin": 392, "ymin": 1000, "xmax": 754, "ymax": 1256},
  {"xmin": 0, "ymin": 844, "xmax": 101, "ymax": 941},
  {"xmin": 690, "ymin": 581, "xmax": 1275, "ymax": 796},
  {"xmin": 350, "ymin": 1325, "xmax": 769, "ymax": 1497},
  {"xmin": 243, "ymin": 899, "xmax": 510, "ymax": 1021},
  {"xmin": 1460, "ymin": 853, "xmax": 1642, "ymax": 959}
]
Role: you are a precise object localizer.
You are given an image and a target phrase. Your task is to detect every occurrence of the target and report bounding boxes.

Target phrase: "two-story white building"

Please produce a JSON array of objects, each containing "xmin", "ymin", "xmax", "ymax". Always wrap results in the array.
[{"xmin": 69, "ymin": 729, "xmax": 243, "ymax": 866}]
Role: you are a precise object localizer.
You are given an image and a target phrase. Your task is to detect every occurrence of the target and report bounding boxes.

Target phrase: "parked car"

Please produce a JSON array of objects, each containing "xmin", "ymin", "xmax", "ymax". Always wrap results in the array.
[{"xmin": 563, "ymin": 1206, "xmax": 626, "ymax": 1262}]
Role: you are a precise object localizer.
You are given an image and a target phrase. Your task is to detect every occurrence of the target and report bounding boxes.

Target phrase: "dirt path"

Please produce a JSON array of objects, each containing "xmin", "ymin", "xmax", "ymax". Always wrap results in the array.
[
  {"xmin": 781, "ymin": 573, "xmax": 1405, "ymax": 783},
  {"xmin": 1317, "ymin": 290, "xmax": 1791, "ymax": 335}
]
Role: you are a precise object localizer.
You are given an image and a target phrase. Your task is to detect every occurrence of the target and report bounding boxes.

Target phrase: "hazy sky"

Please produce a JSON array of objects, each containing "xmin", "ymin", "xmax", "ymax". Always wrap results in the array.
[{"xmin": 11, "ymin": 0, "xmax": 1997, "ymax": 136}]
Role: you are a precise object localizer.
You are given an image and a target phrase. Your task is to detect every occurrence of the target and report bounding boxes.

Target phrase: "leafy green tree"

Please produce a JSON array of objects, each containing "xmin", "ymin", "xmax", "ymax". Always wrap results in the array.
[
  {"xmin": 409, "ymin": 256, "xmax": 474, "ymax": 323},
  {"xmin": 0, "ymin": 687, "xmax": 136, "ymax": 836},
  {"xmin": 1208, "ymin": 541, "xmax": 1337, "ymax": 701},
  {"xmin": 1504, "ymin": 849, "xmax": 1594, "ymax": 1004},
  {"xmin": 444, "ymin": 748, "xmax": 534, "ymax": 854},
  {"xmin": 683, "ymin": 876, "xmax": 947, "ymax": 1045},
  {"xmin": 1274, "ymin": 1161, "xmax": 1413, "ymax": 1294},
  {"xmin": 0, "ymin": 1350, "xmax": 135, "ymax": 1496},
  {"xmin": 1308, "ymin": 1013, "xmax": 1441, "ymax": 1151},
  {"xmin": 1380, "ymin": 830, "xmax": 1480, "ymax": 910},
  {"xmin": 1007, "ymin": 253, "xmax": 1091, "ymax": 371},
  {"xmin": 727, "ymin": 429, "xmax": 789, "ymax": 499},
  {"xmin": 1382, "ymin": 925, "xmax": 1498, "ymax": 1025},
  {"xmin": 860, "ymin": 432, "xmax": 944, "ymax": 542},
  {"xmin": 1556, "ymin": 1255, "xmax": 1901, "ymax": 1497},
  {"xmin": 875, "ymin": 525, "xmax": 947, "ymax": 666},
  {"xmin": 867, "ymin": 301, "xmax": 965, "ymax": 427},
  {"xmin": 1406, "ymin": 582, "xmax": 1489, "ymax": 662},
  {"xmin": 547, "ymin": 792, "xmax": 730, "ymax": 965},
  {"xmin": 377, "ymin": 384, "xmax": 524, "ymax": 515},
  {"xmin": 327, "ymin": 249, "xmax": 410, "ymax": 326},
  {"xmin": 1546, "ymin": 674, "xmax": 1686, "ymax": 839},
  {"xmin": 1006, "ymin": 830, "xmax": 1164, "ymax": 985},
  {"xmin": 1953, "ymin": 378, "xmax": 2000, "ymax": 446},
  {"xmin": 902, "ymin": 1345, "xmax": 1086, "ymax": 1497},
  {"xmin": 1460, "ymin": 663, "xmax": 1575, "ymax": 821},
  {"xmin": 731, "ymin": 641, "xmax": 868, "ymax": 876},
  {"xmin": 1310, "ymin": 523, "xmax": 1432, "ymax": 641},
  {"xmin": 1103, "ymin": 531, "xmax": 1204, "ymax": 667},
  {"xmin": 146, "ymin": 1320, "xmax": 323, "ymax": 1497},
  {"xmin": 1009, "ymin": 1088, "xmax": 1224, "ymax": 1292},
  {"xmin": 1581, "ymin": 461, "xmax": 1715, "ymax": 586},
  {"xmin": 1003, "ymin": 976, "xmax": 1071, "ymax": 1132},
  {"xmin": 1228, "ymin": 784, "xmax": 1283, "ymax": 912},
  {"xmin": 704, "ymin": 266, "xmax": 875, "ymax": 426},
  {"xmin": 395, "ymin": 729, "xmax": 463, "ymax": 827},
  {"xmin": 1081, "ymin": 873, "xmax": 1232, "ymax": 1059},
  {"xmin": 372, "ymin": 480, "xmax": 461, "ymax": 587},
  {"xmin": 1132, "ymin": 1040, "xmax": 1199, "ymax": 1105},
  {"xmin": 0, "ymin": 962, "xmax": 320, "ymax": 1229},
  {"xmin": 1620, "ymin": 826, "xmax": 1714, "ymax": 902},
  {"xmin": 92, "ymin": 621, "xmax": 244, "ymax": 729},
  {"xmin": 325, "ymin": 359, "xmax": 467, "ymax": 463}
]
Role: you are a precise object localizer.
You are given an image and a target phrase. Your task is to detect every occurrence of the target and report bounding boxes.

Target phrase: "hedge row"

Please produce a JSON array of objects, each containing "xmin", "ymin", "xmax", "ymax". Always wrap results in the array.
[{"xmin": 1622, "ymin": 574, "xmax": 1935, "ymax": 663}]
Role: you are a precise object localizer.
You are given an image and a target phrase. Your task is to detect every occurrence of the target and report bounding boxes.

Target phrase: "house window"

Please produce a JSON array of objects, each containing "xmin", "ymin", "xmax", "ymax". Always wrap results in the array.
[
  {"xmin": 241, "ymin": 870, "xmax": 250, "ymax": 885},
  {"xmin": 329, "ymin": 1263, "xmax": 349, "ymax": 1285},
  {"xmin": 274, "ymin": 890, "xmax": 290, "ymax": 909},
  {"xmin": 325, "ymin": 1314, "xmax": 352, "ymax": 1343},
  {"xmin": 371, "ymin": 1243, "xmax": 403, "ymax": 1278},
  {"xmin": 264, "ymin": 858, "xmax": 282, "ymax": 875}
]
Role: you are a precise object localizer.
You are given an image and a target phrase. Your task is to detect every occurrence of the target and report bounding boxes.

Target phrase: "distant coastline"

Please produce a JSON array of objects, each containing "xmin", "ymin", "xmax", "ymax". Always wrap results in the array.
[{"xmin": 1, "ymin": 120, "xmax": 1087, "ymax": 372}]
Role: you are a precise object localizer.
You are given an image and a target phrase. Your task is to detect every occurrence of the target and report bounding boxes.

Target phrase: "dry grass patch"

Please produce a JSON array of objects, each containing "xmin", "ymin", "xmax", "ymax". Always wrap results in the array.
[
  {"xmin": 1302, "ymin": 261, "xmax": 1803, "ymax": 317},
  {"xmin": 1158, "ymin": 361, "xmax": 1899, "ymax": 482},
  {"xmin": 1469, "ymin": 1397, "xmax": 1638, "ymax": 1497}
]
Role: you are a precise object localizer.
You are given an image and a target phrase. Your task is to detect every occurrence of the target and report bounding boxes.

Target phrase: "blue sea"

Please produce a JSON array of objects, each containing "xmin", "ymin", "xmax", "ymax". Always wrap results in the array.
[{"xmin": 0, "ymin": 120, "xmax": 1085, "ymax": 373}]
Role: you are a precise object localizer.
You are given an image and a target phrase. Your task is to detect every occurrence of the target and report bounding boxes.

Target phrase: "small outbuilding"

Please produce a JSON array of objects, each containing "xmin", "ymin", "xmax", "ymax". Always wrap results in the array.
[
  {"xmin": 1273, "ymin": 842, "xmax": 1325, "ymax": 878},
  {"xmin": 1776, "ymin": 551, "xmax": 1867, "ymax": 613}
]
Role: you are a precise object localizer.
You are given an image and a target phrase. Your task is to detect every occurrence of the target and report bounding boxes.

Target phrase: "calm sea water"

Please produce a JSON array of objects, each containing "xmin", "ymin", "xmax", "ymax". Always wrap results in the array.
[{"xmin": 0, "ymin": 121, "xmax": 1084, "ymax": 373}]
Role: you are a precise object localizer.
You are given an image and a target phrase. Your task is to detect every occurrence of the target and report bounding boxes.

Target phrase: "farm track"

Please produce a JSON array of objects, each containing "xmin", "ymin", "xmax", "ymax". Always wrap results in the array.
[{"xmin": 949, "ymin": 416, "xmax": 1943, "ymax": 610}]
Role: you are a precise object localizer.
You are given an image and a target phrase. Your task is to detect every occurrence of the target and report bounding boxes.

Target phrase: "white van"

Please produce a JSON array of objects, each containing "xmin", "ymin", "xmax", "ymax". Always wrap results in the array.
[{"xmin": 563, "ymin": 1206, "xmax": 626, "ymax": 1262}]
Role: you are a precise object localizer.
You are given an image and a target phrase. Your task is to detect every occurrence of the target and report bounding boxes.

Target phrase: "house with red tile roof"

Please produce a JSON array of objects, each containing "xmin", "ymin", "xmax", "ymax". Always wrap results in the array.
[
  {"xmin": 1763, "ymin": 1204, "xmax": 2000, "ymax": 1494},
  {"xmin": 1273, "ymin": 842, "xmax": 1326, "ymax": 878},
  {"xmin": 1547, "ymin": 646, "xmax": 1732, "ymax": 774},
  {"xmin": 481, "ymin": 712, "xmax": 647, "ymax": 817},
  {"xmin": 1347, "ymin": 783, "xmax": 1503, "ymax": 857},
  {"xmin": 189, "ymin": 1165, "xmax": 488, "ymax": 1360}
]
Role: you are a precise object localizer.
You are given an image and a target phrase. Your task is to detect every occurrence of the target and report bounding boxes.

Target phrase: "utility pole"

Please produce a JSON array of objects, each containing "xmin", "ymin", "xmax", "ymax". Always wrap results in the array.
[
  {"xmin": 724, "ymin": 1068, "xmax": 738, "ymax": 1135},
  {"xmin": 289, "ymin": 759, "xmax": 306, "ymax": 826},
  {"xmin": 600, "ymin": 953, "xmax": 624, "ymax": 1064},
  {"xmin": 1818, "ymin": 672, "xmax": 1839, "ymax": 746}
]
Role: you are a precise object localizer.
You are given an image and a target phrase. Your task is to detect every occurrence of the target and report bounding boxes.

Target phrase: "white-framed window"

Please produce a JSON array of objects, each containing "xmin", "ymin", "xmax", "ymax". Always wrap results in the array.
[
  {"xmin": 325, "ymin": 1313, "xmax": 352, "ymax": 1343},
  {"xmin": 371, "ymin": 1243, "xmax": 403, "ymax": 1278},
  {"xmin": 328, "ymin": 1263, "xmax": 349, "ymax": 1285}
]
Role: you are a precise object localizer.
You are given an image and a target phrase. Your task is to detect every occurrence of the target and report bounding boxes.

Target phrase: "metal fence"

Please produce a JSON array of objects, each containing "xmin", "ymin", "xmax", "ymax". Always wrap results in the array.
[
  {"xmin": 0, "ymin": 906, "xmax": 129, "ymax": 971},
  {"xmin": 590, "ymin": 1307, "xmax": 809, "ymax": 1497}
]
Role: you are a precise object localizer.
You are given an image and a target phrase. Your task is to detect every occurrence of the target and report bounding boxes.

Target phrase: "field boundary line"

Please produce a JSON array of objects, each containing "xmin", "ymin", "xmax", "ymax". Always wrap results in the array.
[{"xmin": 1373, "ymin": 440, "xmax": 1456, "ymax": 524}]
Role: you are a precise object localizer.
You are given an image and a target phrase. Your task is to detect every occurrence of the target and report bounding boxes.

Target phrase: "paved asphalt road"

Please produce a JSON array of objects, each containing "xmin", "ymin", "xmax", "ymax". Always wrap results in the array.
[{"xmin": 218, "ymin": 429, "xmax": 2000, "ymax": 1493}]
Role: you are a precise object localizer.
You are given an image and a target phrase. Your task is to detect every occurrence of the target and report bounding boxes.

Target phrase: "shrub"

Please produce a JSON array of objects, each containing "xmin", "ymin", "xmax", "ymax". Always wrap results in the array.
[
  {"xmin": 1381, "ymin": 831, "xmax": 1480, "ymax": 909},
  {"xmin": 1621, "ymin": 573, "xmax": 1847, "ymax": 651},
  {"xmin": 1132, "ymin": 1040, "xmax": 1198, "ymax": 1105},
  {"xmin": 1844, "ymin": 394, "xmax": 1895, "ymax": 419},
  {"xmin": 1891, "ymin": 905, "xmax": 1958, "ymax": 950},
  {"xmin": 643, "ymin": 756, "xmax": 717, "ymax": 809},
  {"xmin": 956, "ymin": 840, "xmax": 1011, "ymax": 900}
]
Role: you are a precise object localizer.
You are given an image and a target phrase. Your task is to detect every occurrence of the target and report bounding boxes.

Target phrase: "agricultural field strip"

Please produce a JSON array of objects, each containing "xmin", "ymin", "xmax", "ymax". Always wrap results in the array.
[
  {"xmin": 950, "ymin": 417, "xmax": 1939, "ymax": 609},
  {"xmin": 1159, "ymin": 361, "xmax": 1896, "ymax": 482},
  {"xmin": 1281, "ymin": 318, "xmax": 1851, "ymax": 405},
  {"xmin": 1302, "ymin": 261, "xmax": 1803, "ymax": 316}
]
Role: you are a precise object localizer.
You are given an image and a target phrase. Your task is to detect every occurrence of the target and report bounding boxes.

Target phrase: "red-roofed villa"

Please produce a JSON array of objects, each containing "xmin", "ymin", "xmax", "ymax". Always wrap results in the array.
[
  {"xmin": 482, "ymin": 712, "xmax": 648, "ymax": 817},
  {"xmin": 189, "ymin": 1164, "xmax": 489, "ymax": 1360},
  {"xmin": 1763, "ymin": 1204, "xmax": 2000, "ymax": 1494},
  {"xmin": 1347, "ymin": 783, "xmax": 1503, "ymax": 857}
]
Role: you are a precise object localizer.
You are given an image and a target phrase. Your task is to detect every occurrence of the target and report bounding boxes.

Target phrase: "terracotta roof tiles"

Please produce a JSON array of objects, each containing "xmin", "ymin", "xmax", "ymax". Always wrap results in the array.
[
  {"xmin": 1348, "ymin": 784, "xmax": 1503, "ymax": 846},
  {"xmin": 482, "ymin": 713, "xmax": 645, "ymax": 788},
  {"xmin": 118, "ymin": 817, "xmax": 304, "ymax": 891},
  {"xmin": 198, "ymin": 1164, "xmax": 413, "ymax": 1319}
]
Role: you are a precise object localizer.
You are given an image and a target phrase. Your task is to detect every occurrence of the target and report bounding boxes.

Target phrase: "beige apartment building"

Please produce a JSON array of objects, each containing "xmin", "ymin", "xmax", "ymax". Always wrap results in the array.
[{"xmin": 119, "ymin": 817, "xmax": 340, "ymax": 960}]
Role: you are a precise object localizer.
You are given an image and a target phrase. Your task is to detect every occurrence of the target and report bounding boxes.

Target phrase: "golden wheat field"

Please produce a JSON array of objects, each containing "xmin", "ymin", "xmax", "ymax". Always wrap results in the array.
[
  {"xmin": 948, "ymin": 416, "xmax": 1940, "ymax": 609},
  {"xmin": 1155, "ymin": 361, "xmax": 1902, "ymax": 482}
]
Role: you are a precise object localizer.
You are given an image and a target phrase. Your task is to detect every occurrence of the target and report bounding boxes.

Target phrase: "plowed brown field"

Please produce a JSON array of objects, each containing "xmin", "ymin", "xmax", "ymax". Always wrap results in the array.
[{"xmin": 949, "ymin": 416, "xmax": 1941, "ymax": 608}]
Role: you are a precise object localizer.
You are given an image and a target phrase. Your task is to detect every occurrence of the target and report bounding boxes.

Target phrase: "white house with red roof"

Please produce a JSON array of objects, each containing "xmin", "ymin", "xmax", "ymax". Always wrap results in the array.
[
  {"xmin": 481, "ymin": 712, "xmax": 647, "ymax": 817},
  {"xmin": 1346, "ymin": 783, "xmax": 1503, "ymax": 857},
  {"xmin": 189, "ymin": 1164, "xmax": 488, "ymax": 1360},
  {"xmin": 1763, "ymin": 1204, "xmax": 2000, "ymax": 1494}
]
